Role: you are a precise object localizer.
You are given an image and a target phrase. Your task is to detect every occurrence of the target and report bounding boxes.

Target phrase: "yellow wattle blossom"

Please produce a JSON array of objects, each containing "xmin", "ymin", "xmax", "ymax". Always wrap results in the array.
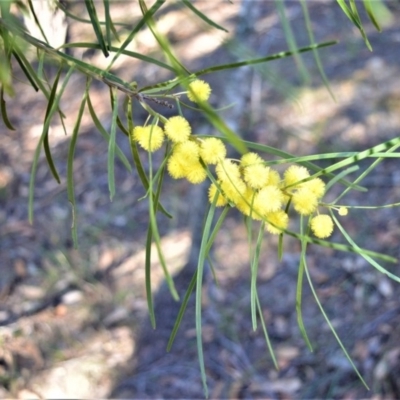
[
  {"xmin": 284, "ymin": 165, "xmax": 310, "ymax": 188},
  {"xmin": 215, "ymin": 159, "xmax": 241, "ymax": 183},
  {"xmin": 303, "ymin": 178, "xmax": 326, "ymax": 199},
  {"xmin": 164, "ymin": 116, "xmax": 191, "ymax": 143},
  {"xmin": 267, "ymin": 169, "xmax": 281, "ymax": 186},
  {"xmin": 132, "ymin": 125, "xmax": 164, "ymax": 152},
  {"xmin": 338, "ymin": 206, "xmax": 348, "ymax": 216},
  {"xmin": 168, "ymin": 141, "xmax": 203, "ymax": 182},
  {"xmin": 173, "ymin": 141, "xmax": 200, "ymax": 164},
  {"xmin": 240, "ymin": 152, "xmax": 263, "ymax": 167},
  {"xmin": 292, "ymin": 187, "xmax": 318, "ymax": 215},
  {"xmin": 187, "ymin": 79, "xmax": 211, "ymax": 103},
  {"xmin": 208, "ymin": 183, "xmax": 228, "ymax": 207},
  {"xmin": 236, "ymin": 186, "xmax": 256, "ymax": 217},
  {"xmin": 310, "ymin": 214, "xmax": 334, "ymax": 238},
  {"xmin": 199, "ymin": 138, "xmax": 226, "ymax": 165},
  {"xmin": 253, "ymin": 185, "xmax": 284, "ymax": 216},
  {"xmin": 167, "ymin": 153, "xmax": 187, "ymax": 179},
  {"xmin": 220, "ymin": 178, "xmax": 246, "ymax": 205},
  {"xmin": 185, "ymin": 161, "xmax": 207, "ymax": 184},
  {"xmin": 265, "ymin": 210, "xmax": 289, "ymax": 234},
  {"xmin": 243, "ymin": 164, "xmax": 270, "ymax": 190}
]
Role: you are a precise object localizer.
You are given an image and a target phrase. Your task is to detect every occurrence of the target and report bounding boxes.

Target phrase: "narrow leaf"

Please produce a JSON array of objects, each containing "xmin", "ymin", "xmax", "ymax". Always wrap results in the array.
[
  {"xmin": 196, "ymin": 199, "xmax": 218, "ymax": 398},
  {"xmin": 194, "ymin": 41, "xmax": 337, "ymax": 77},
  {"xmin": 84, "ymin": 0, "xmax": 109, "ymax": 57},
  {"xmin": 303, "ymin": 252, "xmax": 369, "ymax": 389},
  {"xmin": 42, "ymin": 64, "xmax": 64, "ymax": 184},
  {"xmin": 275, "ymin": 0, "xmax": 310, "ymax": 84},
  {"xmin": 106, "ymin": 0, "xmax": 166, "ymax": 71},
  {"xmin": 0, "ymin": 87, "xmax": 15, "ymax": 130},
  {"xmin": 145, "ymin": 225, "xmax": 156, "ymax": 328},
  {"xmin": 67, "ymin": 79, "xmax": 90, "ymax": 248},
  {"xmin": 28, "ymin": 66, "xmax": 75, "ymax": 223},
  {"xmin": 181, "ymin": 0, "xmax": 228, "ymax": 32},
  {"xmin": 87, "ymin": 93, "xmax": 132, "ymax": 172},
  {"xmin": 167, "ymin": 270, "xmax": 198, "ymax": 351},
  {"xmin": 300, "ymin": 0, "xmax": 335, "ymax": 100},
  {"xmin": 332, "ymin": 212, "xmax": 400, "ymax": 283},
  {"xmin": 108, "ymin": 87, "xmax": 118, "ymax": 200}
]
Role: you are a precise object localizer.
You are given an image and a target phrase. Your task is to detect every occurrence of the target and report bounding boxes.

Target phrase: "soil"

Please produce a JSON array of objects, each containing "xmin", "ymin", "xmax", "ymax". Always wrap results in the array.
[{"xmin": 1, "ymin": 1, "xmax": 400, "ymax": 399}]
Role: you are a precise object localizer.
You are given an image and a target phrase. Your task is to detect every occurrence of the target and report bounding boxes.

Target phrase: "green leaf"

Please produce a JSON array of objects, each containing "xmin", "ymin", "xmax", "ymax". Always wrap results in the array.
[
  {"xmin": 148, "ymin": 151, "xmax": 179, "ymax": 301},
  {"xmin": 195, "ymin": 198, "xmax": 218, "ymax": 398},
  {"xmin": 363, "ymin": 0, "xmax": 381, "ymax": 31},
  {"xmin": 250, "ymin": 221, "xmax": 265, "ymax": 331},
  {"xmin": 108, "ymin": 87, "xmax": 118, "ymax": 200},
  {"xmin": 194, "ymin": 41, "xmax": 337, "ymax": 77},
  {"xmin": 180, "ymin": 0, "xmax": 228, "ymax": 32},
  {"xmin": 0, "ymin": 87, "xmax": 15, "ymax": 130},
  {"xmin": 167, "ymin": 270, "xmax": 198, "ymax": 351},
  {"xmin": 63, "ymin": 42, "xmax": 175, "ymax": 72},
  {"xmin": 275, "ymin": 0, "xmax": 310, "ymax": 84},
  {"xmin": 256, "ymin": 291, "xmax": 278, "ymax": 369},
  {"xmin": 11, "ymin": 49, "xmax": 39, "ymax": 92},
  {"xmin": 87, "ymin": 93, "xmax": 132, "ymax": 173},
  {"xmin": 336, "ymin": 0, "xmax": 372, "ymax": 50},
  {"xmin": 28, "ymin": 65, "xmax": 75, "ymax": 223},
  {"xmin": 106, "ymin": 0, "xmax": 166, "ymax": 71},
  {"xmin": 27, "ymin": 0, "xmax": 49, "ymax": 44},
  {"xmin": 297, "ymin": 219, "xmax": 313, "ymax": 350},
  {"xmin": 139, "ymin": 0, "xmax": 190, "ymax": 75},
  {"xmin": 332, "ymin": 212, "xmax": 400, "ymax": 283},
  {"xmin": 205, "ymin": 206, "xmax": 230, "ymax": 255},
  {"xmin": 67, "ymin": 79, "xmax": 90, "ymax": 248},
  {"xmin": 42, "ymin": 64, "xmax": 64, "ymax": 184},
  {"xmin": 103, "ymin": 0, "xmax": 112, "ymax": 49},
  {"xmin": 126, "ymin": 103, "xmax": 172, "ymax": 219},
  {"xmin": 145, "ymin": 225, "xmax": 156, "ymax": 329},
  {"xmin": 334, "ymin": 140, "xmax": 400, "ymax": 204},
  {"xmin": 84, "ymin": 0, "xmax": 109, "ymax": 57},
  {"xmin": 0, "ymin": 45, "xmax": 14, "ymax": 96},
  {"xmin": 303, "ymin": 247, "xmax": 369, "ymax": 389},
  {"xmin": 300, "ymin": 0, "xmax": 335, "ymax": 100}
]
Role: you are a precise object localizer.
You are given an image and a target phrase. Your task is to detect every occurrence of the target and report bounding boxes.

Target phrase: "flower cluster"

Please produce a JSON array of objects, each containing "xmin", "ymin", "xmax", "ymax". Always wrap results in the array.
[
  {"xmin": 208, "ymin": 154, "xmax": 338, "ymax": 238},
  {"xmin": 131, "ymin": 79, "xmax": 344, "ymax": 239}
]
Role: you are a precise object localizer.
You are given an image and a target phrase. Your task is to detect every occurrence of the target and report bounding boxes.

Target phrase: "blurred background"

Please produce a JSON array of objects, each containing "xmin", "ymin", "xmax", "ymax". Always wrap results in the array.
[{"xmin": 1, "ymin": 1, "xmax": 400, "ymax": 398}]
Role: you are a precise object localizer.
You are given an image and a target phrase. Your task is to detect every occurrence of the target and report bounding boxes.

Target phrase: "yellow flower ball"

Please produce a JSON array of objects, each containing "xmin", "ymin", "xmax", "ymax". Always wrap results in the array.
[
  {"xmin": 284, "ymin": 165, "xmax": 310, "ymax": 188},
  {"xmin": 185, "ymin": 161, "xmax": 207, "ymax": 184},
  {"xmin": 216, "ymin": 159, "xmax": 241, "ymax": 183},
  {"xmin": 199, "ymin": 138, "xmax": 226, "ymax": 165},
  {"xmin": 253, "ymin": 185, "xmax": 284, "ymax": 215},
  {"xmin": 310, "ymin": 214, "xmax": 334, "ymax": 238},
  {"xmin": 338, "ymin": 206, "xmax": 348, "ymax": 216},
  {"xmin": 167, "ymin": 153, "xmax": 187, "ymax": 179},
  {"xmin": 208, "ymin": 183, "xmax": 228, "ymax": 207},
  {"xmin": 220, "ymin": 178, "xmax": 246, "ymax": 205},
  {"xmin": 236, "ymin": 186, "xmax": 256, "ymax": 217},
  {"xmin": 267, "ymin": 169, "xmax": 281, "ymax": 186},
  {"xmin": 303, "ymin": 178, "xmax": 326, "ymax": 199},
  {"xmin": 265, "ymin": 210, "xmax": 289, "ymax": 234},
  {"xmin": 292, "ymin": 187, "xmax": 318, "ymax": 215},
  {"xmin": 173, "ymin": 141, "xmax": 200, "ymax": 164},
  {"xmin": 243, "ymin": 164, "xmax": 270, "ymax": 190},
  {"xmin": 187, "ymin": 79, "xmax": 211, "ymax": 103},
  {"xmin": 164, "ymin": 116, "xmax": 191, "ymax": 143},
  {"xmin": 132, "ymin": 125, "xmax": 164, "ymax": 152},
  {"xmin": 240, "ymin": 152, "xmax": 263, "ymax": 168}
]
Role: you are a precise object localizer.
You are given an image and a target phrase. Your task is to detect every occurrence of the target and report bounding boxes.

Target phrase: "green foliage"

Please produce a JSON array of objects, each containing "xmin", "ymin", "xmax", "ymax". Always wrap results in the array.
[{"xmin": 0, "ymin": 1, "xmax": 399, "ymax": 396}]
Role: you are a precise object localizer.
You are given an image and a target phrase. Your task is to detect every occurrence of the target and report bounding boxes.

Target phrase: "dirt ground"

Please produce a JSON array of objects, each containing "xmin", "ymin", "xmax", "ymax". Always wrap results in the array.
[{"xmin": 1, "ymin": 1, "xmax": 400, "ymax": 399}]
